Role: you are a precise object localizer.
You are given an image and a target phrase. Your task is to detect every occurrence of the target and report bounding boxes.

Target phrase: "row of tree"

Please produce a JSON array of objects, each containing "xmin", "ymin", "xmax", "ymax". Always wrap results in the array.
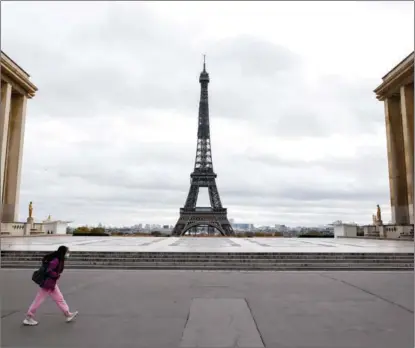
[
  {"xmin": 72, "ymin": 226, "xmax": 108, "ymax": 236},
  {"xmin": 70, "ymin": 227, "xmax": 333, "ymax": 238}
]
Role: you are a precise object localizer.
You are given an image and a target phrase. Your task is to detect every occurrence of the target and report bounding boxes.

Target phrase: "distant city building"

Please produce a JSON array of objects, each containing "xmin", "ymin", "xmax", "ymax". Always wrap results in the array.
[
  {"xmin": 274, "ymin": 224, "xmax": 289, "ymax": 232},
  {"xmin": 231, "ymin": 223, "xmax": 254, "ymax": 231}
]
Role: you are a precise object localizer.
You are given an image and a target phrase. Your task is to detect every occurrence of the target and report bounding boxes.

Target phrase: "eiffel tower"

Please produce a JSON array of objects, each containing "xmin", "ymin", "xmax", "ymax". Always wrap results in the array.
[{"xmin": 172, "ymin": 57, "xmax": 234, "ymax": 236}]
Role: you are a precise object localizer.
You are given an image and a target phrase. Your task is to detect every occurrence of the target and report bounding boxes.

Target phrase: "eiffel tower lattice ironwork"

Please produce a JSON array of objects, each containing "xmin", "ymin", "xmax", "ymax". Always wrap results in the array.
[{"xmin": 172, "ymin": 57, "xmax": 234, "ymax": 236}]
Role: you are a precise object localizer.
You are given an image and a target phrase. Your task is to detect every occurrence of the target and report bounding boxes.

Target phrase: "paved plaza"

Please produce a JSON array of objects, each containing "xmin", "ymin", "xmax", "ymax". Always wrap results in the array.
[
  {"xmin": 1, "ymin": 269, "xmax": 413, "ymax": 348},
  {"xmin": 1, "ymin": 236, "xmax": 414, "ymax": 253}
]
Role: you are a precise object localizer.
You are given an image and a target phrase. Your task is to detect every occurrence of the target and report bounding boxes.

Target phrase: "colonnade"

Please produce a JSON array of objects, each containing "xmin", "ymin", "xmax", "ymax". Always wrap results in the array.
[
  {"xmin": 0, "ymin": 51, "xmax": 37, "ymax": 222},
  {"xmin": 375, "ymin": 52, "xmax": 414, "ymax": 225}
]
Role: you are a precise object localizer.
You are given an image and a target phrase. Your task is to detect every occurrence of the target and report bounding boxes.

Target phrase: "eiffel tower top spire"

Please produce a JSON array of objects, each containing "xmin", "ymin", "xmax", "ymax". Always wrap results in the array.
[
  {"xmin": 199, "ymin": 54, "xmax": 210, "ymax": 83},
  {"xmin": 195, "ymin": 54, "xmax": 213, "ymax": 172}
]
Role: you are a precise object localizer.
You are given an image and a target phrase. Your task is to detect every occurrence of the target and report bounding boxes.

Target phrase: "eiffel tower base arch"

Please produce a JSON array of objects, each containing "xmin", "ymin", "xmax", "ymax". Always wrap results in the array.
[{"xmin": 172, "ymin": 208, "xmax": 234, "ymax": 236}]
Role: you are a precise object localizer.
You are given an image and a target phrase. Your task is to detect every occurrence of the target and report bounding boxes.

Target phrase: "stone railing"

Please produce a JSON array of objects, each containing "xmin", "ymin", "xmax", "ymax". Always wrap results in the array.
[
  {"xmin": 363, "ymin": 224, "xmax": 414, "ymax": 240},
  {"xmin": 1, "ymin": 222, "xmax": 26, "ymax": 235},
  {"xmin": 381, "ymin": 225, "xmax": 414, "ymax": 239},
  {"xmin": 363, "ymin": 225, "xmax": 380, "ymax": 237},
  {"xmin": 33, "ymin": 223, "xmax": 44, "ymax": 231}
]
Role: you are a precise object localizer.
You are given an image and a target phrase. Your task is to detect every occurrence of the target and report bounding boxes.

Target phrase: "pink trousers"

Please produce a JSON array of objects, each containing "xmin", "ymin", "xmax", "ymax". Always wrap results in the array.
[{"xmin": 27, "ymin": 285, "xmax": 70, "ymax": 317}]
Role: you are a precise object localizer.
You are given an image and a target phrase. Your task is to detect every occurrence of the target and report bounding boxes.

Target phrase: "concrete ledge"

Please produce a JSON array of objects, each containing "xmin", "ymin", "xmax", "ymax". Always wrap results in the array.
[{"xmin": 337, "ymin": 236, "xmax": 414, "ymax": 241}]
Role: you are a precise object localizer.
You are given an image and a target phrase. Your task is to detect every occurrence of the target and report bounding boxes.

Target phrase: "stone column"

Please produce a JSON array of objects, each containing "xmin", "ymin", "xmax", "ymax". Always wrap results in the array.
[
  {"xmin": 2, "ymin": 94, "xmax": 27, "ymax": 222},
  {"xmin": 400, "ymin": 83, "xmax": 414, "ymax": 224},
  {"xmin": 384, "ymin": 96, "xmax": 410, "ymax": 224},
  {"xmin": 1, "ymin": 82, "xmax": 12, "ymax": 216}
]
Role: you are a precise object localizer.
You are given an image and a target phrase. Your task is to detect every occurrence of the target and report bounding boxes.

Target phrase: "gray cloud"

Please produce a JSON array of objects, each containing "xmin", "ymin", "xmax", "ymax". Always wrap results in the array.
[{"xmin": 1, "ymin": 1, "xmax": 410, "ymax": 227}]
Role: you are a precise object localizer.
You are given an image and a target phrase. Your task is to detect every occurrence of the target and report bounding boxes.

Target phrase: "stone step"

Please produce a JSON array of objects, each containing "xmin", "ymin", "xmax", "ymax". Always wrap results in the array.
[
  {"xmin": 2, "ymin": 251, "xmax": 413, "ymax": 271},
  {"xmin": 2, "ymin": 250, "xmax": 413, "ymax": 255},
  {"xmin": 2, "ymin": 256, "xmax": 413, "ymax": 263},
  {"xmin": 52, "ymin": 254, "xmax": 415, "ymax": 258},
  {"xmin": 2, "ymin": 255, "xmax": 413, "ymax": 261},
  {"xmin": 1, "ymin": 262, "xmax": 412, "ymax": 271},
  {"xmin": 1, "ymin": 251, "xmax": 413, "ymax": 258},
  {"xmin": 2, "ymin": 260, "xmax": 413, "ymax": 267}
]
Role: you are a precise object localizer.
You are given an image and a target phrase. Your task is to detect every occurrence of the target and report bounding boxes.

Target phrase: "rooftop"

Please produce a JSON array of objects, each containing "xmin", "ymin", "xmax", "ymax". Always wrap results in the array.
[
  {"xmin": 374, "ymin": 52, "xmax": 414, "ymax": 100},
  {"xmin": 1, "ymin": 51, "xmax": 38, "ymax": 98},
  {"xmin": 1, "ymin": 51, "xmax": 30, "ymax": 77}
]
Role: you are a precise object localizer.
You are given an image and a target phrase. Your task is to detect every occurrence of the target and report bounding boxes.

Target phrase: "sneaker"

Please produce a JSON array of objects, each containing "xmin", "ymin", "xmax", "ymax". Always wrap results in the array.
[
  {"xmin": 65, "ymin": 311, "xmax": 78, "ymax": 323},
  {"xmin": 23, "ymin": 317, "xmax": 38, "ymax": 326}
]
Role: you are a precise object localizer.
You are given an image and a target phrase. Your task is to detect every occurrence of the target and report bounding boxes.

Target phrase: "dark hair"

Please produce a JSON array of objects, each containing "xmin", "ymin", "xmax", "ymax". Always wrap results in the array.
[{"xmin": 42, "ymin": 245, "xmax": 68, "ymax": 273}]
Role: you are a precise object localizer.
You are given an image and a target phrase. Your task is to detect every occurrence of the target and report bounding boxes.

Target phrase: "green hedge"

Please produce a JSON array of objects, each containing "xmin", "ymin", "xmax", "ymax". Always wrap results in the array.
[
  {"xmin": 72, "ymin": 232, "xmax": 109, "ymax": 237},
  {"xmin": 298, "ymin": 234, "xmax": 334, "ymax": 238}
]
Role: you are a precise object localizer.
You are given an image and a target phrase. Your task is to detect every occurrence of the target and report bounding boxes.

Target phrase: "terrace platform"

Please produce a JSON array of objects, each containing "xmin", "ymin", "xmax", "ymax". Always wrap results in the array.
[{"xmin": 1, "ymin": 236, "xmax": 414, "ymax": 253}]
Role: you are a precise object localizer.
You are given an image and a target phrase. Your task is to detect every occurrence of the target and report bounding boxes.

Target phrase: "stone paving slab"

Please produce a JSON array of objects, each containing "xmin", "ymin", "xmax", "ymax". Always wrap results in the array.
[
  {"xmin": 1, "ymin": 236, "xmax": 414, "ymax": 253},
  {"xmin": 0, "ymin": 269, "xmax": 413, "ymax": 348},
  {"xmin": 180, "ymin": 298, "xmax": 264, "ymax": 347}
]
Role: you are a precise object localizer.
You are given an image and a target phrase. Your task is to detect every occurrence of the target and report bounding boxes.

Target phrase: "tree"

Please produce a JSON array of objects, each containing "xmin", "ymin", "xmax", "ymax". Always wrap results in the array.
[
  {"xmin": 73, "ymin": 226, "xmax": 90, "ymax": 234},
  {"xmin": 90, "ymin": 227, "xmax": 106, "ymax": 234}
]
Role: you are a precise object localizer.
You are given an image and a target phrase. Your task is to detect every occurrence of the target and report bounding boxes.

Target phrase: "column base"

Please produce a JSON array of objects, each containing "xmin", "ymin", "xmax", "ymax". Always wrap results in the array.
[
  {"xmin": 391, "ymin": 205, "xmax": 411, "ymax": 225},
  {"xmin": 1, "ymin": 203, "xmax": 17, "ymax": 223},
  {"xmin": 409, "ymin": 203, "xmax": 414, "ymax": 225}
]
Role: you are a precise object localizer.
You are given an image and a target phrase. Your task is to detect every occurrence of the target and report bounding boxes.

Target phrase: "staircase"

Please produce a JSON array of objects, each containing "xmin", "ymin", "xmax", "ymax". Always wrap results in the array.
[{"xmin": 1, "ymin": 251, "xmax": 413, "ymax": 271}]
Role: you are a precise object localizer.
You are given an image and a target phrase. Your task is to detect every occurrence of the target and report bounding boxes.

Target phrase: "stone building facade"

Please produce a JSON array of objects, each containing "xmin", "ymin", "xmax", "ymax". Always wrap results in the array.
[{"xmin": 374, "ymin": 52, "xmax": 414, "ymax": 226}]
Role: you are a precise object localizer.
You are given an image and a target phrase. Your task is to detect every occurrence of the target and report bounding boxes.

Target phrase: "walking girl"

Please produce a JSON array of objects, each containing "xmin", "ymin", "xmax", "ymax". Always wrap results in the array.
[{"xmin": 23, "ymin": 245, "xmax": 78, "ymax": 326}]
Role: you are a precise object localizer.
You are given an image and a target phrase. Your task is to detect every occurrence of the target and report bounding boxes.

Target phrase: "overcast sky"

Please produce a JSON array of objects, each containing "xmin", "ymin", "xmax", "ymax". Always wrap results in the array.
[{"xmin": 1, "ymin": 1, "xmax": 414, "ymax": 227}]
